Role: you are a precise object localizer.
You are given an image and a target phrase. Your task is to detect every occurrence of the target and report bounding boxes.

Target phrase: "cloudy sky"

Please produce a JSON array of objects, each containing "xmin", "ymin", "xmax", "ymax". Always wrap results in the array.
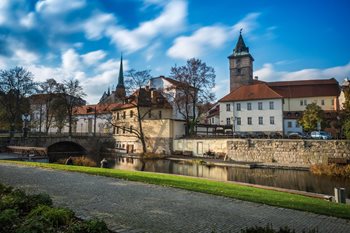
[{"xmin": 1, "ymin": 0, "xmax": 349, "ymax": 103}]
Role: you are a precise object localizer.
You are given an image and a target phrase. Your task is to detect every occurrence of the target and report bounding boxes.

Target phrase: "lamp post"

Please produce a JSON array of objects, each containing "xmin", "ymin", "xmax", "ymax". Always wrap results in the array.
[{"xmin": 22, "ymin": 113, "xmax": 31, "ymax": 138}]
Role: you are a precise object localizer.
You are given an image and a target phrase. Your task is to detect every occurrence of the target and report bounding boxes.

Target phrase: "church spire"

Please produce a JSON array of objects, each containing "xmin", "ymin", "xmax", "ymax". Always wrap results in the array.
[
  {"xmin": 117, "ymin": 54, "xmax": 124, "ymax": 88},
  {"xmin": 234, "ymin": 29, "xmax": 249, "ymax": 55}
]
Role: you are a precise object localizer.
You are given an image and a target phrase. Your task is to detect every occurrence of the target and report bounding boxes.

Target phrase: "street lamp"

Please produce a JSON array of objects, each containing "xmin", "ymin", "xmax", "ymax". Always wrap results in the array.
[{"xmin": 22, "ymin": 113, "xmax": 31, "ymax": 138}]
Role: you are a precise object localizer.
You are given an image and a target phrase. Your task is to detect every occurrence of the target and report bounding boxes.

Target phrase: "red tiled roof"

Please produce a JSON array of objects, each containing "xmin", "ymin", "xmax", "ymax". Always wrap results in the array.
[
  {"xmin": 219, "ymin": 83, "xmax": 282, "ymax": 102},
  {"xmin": 268, "ymin": 78, "xmax": 340, "ymax": 98},
  {"xmin": 74, "ymin": 103, "xmax": 122, "ymax": 115}
]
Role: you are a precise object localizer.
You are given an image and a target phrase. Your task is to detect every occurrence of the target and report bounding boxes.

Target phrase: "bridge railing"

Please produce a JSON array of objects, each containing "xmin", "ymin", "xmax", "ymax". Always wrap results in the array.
[{"xmin": 0, "ymin": 132, "xmax": 114, "ymax": 138}]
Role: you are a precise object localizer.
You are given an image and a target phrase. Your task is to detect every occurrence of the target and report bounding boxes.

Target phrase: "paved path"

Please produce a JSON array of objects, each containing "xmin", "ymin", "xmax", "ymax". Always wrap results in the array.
[{"xmin": 0, "ymin": 163, "xmax": 349, "ymax": 233}]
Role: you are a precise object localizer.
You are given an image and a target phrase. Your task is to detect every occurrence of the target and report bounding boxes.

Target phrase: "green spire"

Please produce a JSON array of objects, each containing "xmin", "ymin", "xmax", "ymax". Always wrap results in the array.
[
  {"xmin": 234, "ymin": 30, "xmax": 249, "ymax": 54},
  {"xmin": 117, "ymin": 54, "xmax": 124, "ymax": 88}
]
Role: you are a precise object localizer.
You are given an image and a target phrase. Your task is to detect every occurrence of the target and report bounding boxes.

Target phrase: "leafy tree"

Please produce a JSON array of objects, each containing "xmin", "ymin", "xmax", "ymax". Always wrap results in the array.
[
  {"xmin": 57, "ymin": 79, "xmax": 86, "ymax": 136},
  {"xmin": 170, "ymin": 58, "xmax": 215, "ymax": 135},
  {"xmin": 0, "ymin": 67, "xmax": 37, "ymax": 136},
  {"xmin": 298, "ymin": 103, "xmax": 324, "ymax": 132},
  {"xmin": 341, "ymin": 83, "xmax": 350, "ymax": 138}
]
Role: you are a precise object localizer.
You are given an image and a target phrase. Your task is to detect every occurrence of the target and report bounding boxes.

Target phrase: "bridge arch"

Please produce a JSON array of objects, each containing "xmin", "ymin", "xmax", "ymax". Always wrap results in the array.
[{"xmin": 47, "ymin": 141, "xmax": 87, "ymax": 162}]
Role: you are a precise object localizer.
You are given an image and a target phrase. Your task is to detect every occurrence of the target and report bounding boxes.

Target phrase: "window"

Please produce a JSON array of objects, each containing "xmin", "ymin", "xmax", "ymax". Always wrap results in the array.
[
  {"xmin": 116, "ymin": 127, "xmax": 119, "ymax": 134},
  {"xmin": 270, "ymin": 116, "xmax": 275, "ymax": 125},
  {"xmin": 258, "ymin": 102, "xmax": 263, "ymax": 110},
  {"xmin": 236, "ymin": 103, "xmax": 241, "ymax": 111},
  {"xmin": 269, "ymin": 101, "xmax": 274, "ymax": 110},
  {"xmin": 304, "ymin": 100, "xmax": 307, "ymax": 105},
  {"xmin": 130, "ymin": 110, "xmax": 134, "ymax": 118},
  {"xmin": 226, "ymin": 118, "xmax": 231, "ymax": 125},
  {"xmin": 123, "ymin": 111, "xmax": 126, "ymax": 119},
  {"xmin": 287, "ymin": 122, "xmax": 292, "ymax": 128},
  {"xmin": 300, "ymin": 100, "xmax": 303, "ymax": 106},
  {"xmin": 130, "ymin": 126, "xmax": 133, "ymax": 133},
  {"xmin": 159, "ymin": 111, "xmax": 162, "ymax": 118},
  {"xmin": 148, "ymin": 110, "xmax": 152, "ymax": 118},
  {"xmin": 321, "ymin": 99, "xmax": 325, "ymax": 105},
  {"xmin": 258, "ymin": 117, "xmax": 263, "ymax": 125},
  {"xmin": 236, "ymin": 59, "xmax": 241, "ymax": 65},
  {"xmin": 247, "ymin": 117, "xmax": 252, "ymax": 125},
  {"xmin": 117, "ymin": 112, "xmax": 120, "ymax": 120},
  {"xmin": 236, "ymin": 117, "xmax": 241, "ymax": 125},
  {"xmin": 295, "ymin": 122, "xmax": 300, "ymax": 128},
  {"xmin": 123, "ymin": 127, "xmax": 126, "ymax": 134},
  {"xmin": 282, "ymin": 99, "xmax": 285, "ymax": 104},
  {"xmin": 331, "ymin": 99, "xmax": 334, "ymax": 106},
  {"xmin": 236, "ymin": 68, "xmax": 241, "ymax": 75},
  {"xmin": 226, "ymin": 104, "xmax": 231, "ymax": 111},
  {"xmin": 247, "ymin": 103, "xmax": 252, "ymax": 110}
]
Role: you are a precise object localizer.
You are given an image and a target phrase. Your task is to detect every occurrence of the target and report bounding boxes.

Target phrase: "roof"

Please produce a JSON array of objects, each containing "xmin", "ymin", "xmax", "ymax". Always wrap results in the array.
[
  {"xmin": 74, "ymin": 103, "xmax": 122, "ymax": 115},
  {"xmin": 219, "ymin": 83, "xmax": 282, "ymax": 102},
  {"xmin": 268, "ymin": 78, "xmax": 340, "ymax": 98}
]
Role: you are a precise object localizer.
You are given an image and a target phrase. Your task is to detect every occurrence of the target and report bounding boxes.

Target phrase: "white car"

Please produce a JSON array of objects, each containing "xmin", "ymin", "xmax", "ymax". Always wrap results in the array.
[{"xmin": 310, "ymin": 131, "xmax": 332, "ymax": 140}]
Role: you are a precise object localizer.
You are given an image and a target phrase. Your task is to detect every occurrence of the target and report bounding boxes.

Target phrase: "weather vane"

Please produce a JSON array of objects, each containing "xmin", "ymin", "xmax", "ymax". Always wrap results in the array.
[{"xmin": 240, "ymin": 28, "xmax": 243, "ymax": 34}]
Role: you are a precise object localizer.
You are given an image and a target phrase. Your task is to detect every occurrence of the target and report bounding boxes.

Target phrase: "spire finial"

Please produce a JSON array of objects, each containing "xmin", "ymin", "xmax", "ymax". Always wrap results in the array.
[{"xmin": 240, "ymin": 28, "xmax": 243, "ymax": 34}]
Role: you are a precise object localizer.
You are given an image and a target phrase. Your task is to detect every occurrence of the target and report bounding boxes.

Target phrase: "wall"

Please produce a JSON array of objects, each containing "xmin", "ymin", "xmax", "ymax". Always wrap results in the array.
[{"xmin": 173, "ymin": 138, "xmax": 350, "ymax": 165}]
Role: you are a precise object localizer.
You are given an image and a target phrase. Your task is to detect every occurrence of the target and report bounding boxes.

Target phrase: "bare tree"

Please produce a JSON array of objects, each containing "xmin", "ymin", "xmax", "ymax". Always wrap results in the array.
[
  {"xmin": 0, "ymin": 67, "xmax": 38, "ymax": 136},
  {"xmin": 110, "ymin": 69, "xmax": 153, "ymax": 154},
  {"xmin": 170, "ymin": 58, "xmax": 215, "ymax": 135},
  {"xmin": 57, "ymin": 79, "xmax": 86, "ymax": 136}
]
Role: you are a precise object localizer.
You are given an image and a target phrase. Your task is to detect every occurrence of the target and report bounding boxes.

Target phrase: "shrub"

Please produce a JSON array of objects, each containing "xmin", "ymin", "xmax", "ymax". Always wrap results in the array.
[
  {"xmin": 0, "ymin": 183, "xmax": 13, "ymax": 196},
  {"xmin": 28, "ymin": 193, "xmax": 53, "ymax": 207},
  {"xmin": 241, "ymin": 224, "xmax": 318, "ymax": 233},
  {"xmin": 0, "ymin": 209, "xmax": 18, "ymax": 233},
  {"xmin": 57, "ymin": 156, "xmax": 97, "ymax": 167},
  {"xmin": 28, "ymin": 205, "xmax": 74, "ymax": 227},
  {"xmin": 67, "ymin": 219, "xmax": 109, "ymax": 233}
]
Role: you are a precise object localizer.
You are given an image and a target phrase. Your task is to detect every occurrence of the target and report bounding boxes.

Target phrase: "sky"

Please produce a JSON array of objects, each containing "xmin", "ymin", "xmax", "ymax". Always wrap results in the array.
[{"xmin": 0, "ymin": 0, "xmax": 350, "ymax": 104}]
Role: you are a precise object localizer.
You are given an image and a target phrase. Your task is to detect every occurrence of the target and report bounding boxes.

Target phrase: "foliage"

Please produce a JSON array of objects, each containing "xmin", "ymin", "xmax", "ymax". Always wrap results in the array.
[
  {"xmin": 298, "ymin": 103, "xmax": 324, "ymax": 132},
  {"xmin": 0, "ymin": 183, "xmax": 110, "ymax": 233},
  {"xmin": 4, "ymin": 160, "xmax": 350, "ymax": 220},
  {"xmin": 0, "ymin": 67, "xmax": 38, "ymax": 134},
  {"xmin": 170, "ymin": 58, "xmax": 216, "ymax": 135},
  {"xmin": 67, "ymin": 219, "xmax": 109, "ymax": 233},
  {"xmin": 343, "ymin": 118, "xmax": 350, "ymax": 139},
  {"xmin": 57, "ymin": 156, "xmax": 97, "ymax": 167},
  {"xmin": 241, "ymin": 224, "xmax": 318, "ymax": 233},
  {"xmin": 310, "ymin": 164, "xmax": 350, "ymax": 178}
]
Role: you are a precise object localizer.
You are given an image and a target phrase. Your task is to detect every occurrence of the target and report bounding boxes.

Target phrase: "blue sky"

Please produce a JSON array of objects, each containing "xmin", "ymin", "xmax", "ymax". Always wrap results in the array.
[{"xmin": 0, "ymin": 0, "xmax": 349, "ymax": 103}]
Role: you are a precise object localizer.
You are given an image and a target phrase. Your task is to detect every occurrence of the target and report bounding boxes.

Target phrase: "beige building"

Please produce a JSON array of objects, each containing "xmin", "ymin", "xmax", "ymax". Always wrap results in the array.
[{"xmin": 112, "ymin": 88, "xmax": 185, "ymax": 154}]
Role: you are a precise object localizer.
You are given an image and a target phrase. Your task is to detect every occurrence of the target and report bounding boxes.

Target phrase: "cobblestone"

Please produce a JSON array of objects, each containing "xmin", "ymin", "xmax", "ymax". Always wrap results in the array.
[{"xmin": 0, "ymin": 163, "xmax": 349, "ymax": 233}]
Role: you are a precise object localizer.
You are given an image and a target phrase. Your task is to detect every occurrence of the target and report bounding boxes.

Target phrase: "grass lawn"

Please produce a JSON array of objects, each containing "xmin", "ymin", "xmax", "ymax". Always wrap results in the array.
[{"xmin": 1, "ymin": 160, "xmax": 350, "ymax": 219}]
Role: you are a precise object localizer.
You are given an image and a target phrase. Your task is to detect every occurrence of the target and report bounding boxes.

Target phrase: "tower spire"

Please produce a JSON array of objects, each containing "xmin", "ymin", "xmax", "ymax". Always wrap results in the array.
[
  {"xmin": 234, "ymin": 29, "xmax": 249, "ymax": 54},
  {"xmin": 117, "ymin": 54, "xmax": 124, "ymax": 88}
]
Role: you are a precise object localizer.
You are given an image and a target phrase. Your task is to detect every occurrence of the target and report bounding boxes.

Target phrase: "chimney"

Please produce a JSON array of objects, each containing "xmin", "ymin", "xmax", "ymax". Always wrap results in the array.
[{"xmin": 254, "ymin": 76, "xmax": 258, "ymax": 80}]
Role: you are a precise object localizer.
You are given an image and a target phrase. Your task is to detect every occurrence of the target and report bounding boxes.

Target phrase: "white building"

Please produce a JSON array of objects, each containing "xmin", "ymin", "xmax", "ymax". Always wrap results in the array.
[{"xmin": 219, "ymin": 83, "xmax": 283, "ymax": 134}]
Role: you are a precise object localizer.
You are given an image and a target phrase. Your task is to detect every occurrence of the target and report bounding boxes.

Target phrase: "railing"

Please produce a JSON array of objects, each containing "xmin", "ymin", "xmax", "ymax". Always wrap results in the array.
[{"xmin": 0, "ymin": 132, "xmax": 114, "ymax": 138}]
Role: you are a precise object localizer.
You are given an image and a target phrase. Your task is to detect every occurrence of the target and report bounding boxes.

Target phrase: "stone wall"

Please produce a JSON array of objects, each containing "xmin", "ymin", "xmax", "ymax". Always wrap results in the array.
[
  {"xmin": 173, "ymin": 138, "xmax": 350, "ymax": 166},
  {"xmin": 228, "ymin": 139, "xmax": 350, "ymax": 165}
]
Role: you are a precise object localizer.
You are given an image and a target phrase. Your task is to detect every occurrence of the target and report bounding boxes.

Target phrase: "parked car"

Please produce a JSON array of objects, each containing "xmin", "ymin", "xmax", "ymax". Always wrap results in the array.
[
  {"xmin": 268, "ymin": 132, "xmax": 283, "ymax": 139},
  {"xmin": 250, "ymin": 131, "xmax": 267, "ymax": 139},
  {"xmin": 310, "ymin": 131, "xmax": 332, "ymax": 140},
  {"xmin": 288, "ymin": 132, "xmax": 309, "ymax": 139}
]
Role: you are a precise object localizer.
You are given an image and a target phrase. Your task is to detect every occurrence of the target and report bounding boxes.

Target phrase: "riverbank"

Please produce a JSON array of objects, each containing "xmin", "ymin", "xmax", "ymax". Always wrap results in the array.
[{"xmin": 1, "ymin": 160, "xmax": 349, "ymax": 220}]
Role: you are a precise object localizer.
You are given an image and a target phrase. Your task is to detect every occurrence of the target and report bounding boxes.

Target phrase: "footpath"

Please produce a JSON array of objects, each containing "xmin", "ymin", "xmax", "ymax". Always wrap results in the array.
[{"xmin": 0, "ymin": 163, "xmax": 349, "ymax": 233}]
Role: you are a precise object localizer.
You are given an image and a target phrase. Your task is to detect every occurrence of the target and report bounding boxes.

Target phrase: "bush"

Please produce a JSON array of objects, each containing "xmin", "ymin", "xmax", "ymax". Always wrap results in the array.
[
  {"xmin": 67, "ymin": 219, "xmax": 109, "ymax": 233},
  {"xmin": 310, "ymin": 164, "xmax": 350, "ymax": 178},
  {"xmin": 28, "ymin": 205, "xmax": 74, "ymax": 227},
  {"xmin": 0, "ymin": 183, "xmax": 13, "ymax": 196},
  {"xmin": 241, "ymin": 224, "xmax": 318, "ymax": 233},
  {"xmin": 57, "ymin": 156, "xmax": 97, "ymax": 167},
  {"xmin": 0, "ymin": 209, "xmax": 18, "ymax": 233}
]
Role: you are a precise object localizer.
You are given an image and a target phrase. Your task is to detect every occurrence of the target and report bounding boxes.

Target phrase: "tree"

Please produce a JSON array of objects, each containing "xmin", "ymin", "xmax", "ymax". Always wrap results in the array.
[
  {"xmin": 113, "ymin": 69, "xmax": 153, "ymax": 154},
  {"xmin": 341, "ymin": 83, "xmax": 350, "ymax": 138},
  {"xmin": 298, "ymin": 103, "xmax": 324, "ymax": 132},
  {"xmin": 0, "ymin": 67, "xmax": 38, "ymax": 136},
  {"xmin": 57, "ymin": 79, "xmax": 86, "ymax": 136},
  {"xmin": 170, "ymin": 58, "xmax": 215, "ymax": 135}
]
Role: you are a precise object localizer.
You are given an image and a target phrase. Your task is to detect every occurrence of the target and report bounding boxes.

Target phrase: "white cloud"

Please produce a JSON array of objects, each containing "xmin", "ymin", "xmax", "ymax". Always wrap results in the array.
[
  {"xmin": 81, "ymin": 50, "xmax": 106, "ymax": 66},
  {"xmin": 231, "ymin": 12, "xmax": 261, "ymax": 35},
  {"xmin": 167, "ymin": 12, "xmax": 261, "ymax": 59},
  {"xmin": 13, "ymin": 48, "xmax": 40, "ymax": 65},
  {"xmin": 104, "ymin": 0, "xmax": 187, "ymax": 53},
  {"xmin": 19, "ymin": 12, "xmax": 36, "ymax": 28},
  {"xmin": 167, "ymin": 26, "xmax": 228, "ymax": 59},
  {"xmin": 36, "ymin": 0, "xmax": 86, "ymax": 15},
  {"xmin": 84, "ymin": 12, "xmax": 116, "ymax": 40},
  {"xmin": 62, "ymin": 49, "xmax": 81, "ymax": 73},
  {"xmin": 255, "ymin": 62, "xmax": 350, "ymax": 82}
]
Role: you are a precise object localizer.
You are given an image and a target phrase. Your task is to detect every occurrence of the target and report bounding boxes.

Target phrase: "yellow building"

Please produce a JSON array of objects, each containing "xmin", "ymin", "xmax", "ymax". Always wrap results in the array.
[{"xmin": 112, "ymin": 88, "xmax": 185, "ymax": 154}]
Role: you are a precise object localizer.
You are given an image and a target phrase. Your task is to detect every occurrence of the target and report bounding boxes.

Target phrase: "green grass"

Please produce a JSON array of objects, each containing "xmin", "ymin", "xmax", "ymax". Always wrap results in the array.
[{"xmin": 1, "ymin": 160, "xmax": 350, "ymax": 219}]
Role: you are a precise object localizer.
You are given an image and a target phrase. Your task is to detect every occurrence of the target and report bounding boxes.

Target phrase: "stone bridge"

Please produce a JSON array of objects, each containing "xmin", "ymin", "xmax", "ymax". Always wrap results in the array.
[{"xmin": 1, "ymin": 135, "xmax": 115, "ymax": 162}]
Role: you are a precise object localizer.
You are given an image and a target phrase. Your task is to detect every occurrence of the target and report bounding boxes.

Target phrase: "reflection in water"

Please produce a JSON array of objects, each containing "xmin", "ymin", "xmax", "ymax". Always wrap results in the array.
[{"xmin": 113, "ymin": 157, "xmax": 350, "ymax": 198}]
